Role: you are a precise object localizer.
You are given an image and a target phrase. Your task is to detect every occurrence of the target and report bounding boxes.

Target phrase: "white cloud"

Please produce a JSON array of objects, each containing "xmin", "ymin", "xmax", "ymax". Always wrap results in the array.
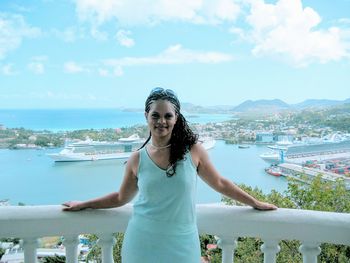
[
  {"xmin": 0, "ymin": 13, "xmax": 41, "ymax": 59},
  {"xmin": 242, "ymin": 0, "xmax": 350, "ymax": 66},
  {"xmin": 64, "ymin": 61, "xmax": 89, "ymax": 73},
  {"xmin": 52, "ymin": 26, "xmax": 86, "ymax": 42},
  {"xmin": 27, "ymin": 91, "xmax": 100, "ymax": 101},
  {"xmin": 98, "ymin": 68, "xmax": 109, "ymax": 76},
  {"xmin": 104, "ymin": 44, "xmax": 233, "ymax": 67},
  {"xmin": 1, "ymin": 64, "xmax": 17, "ymax": 75},
  {"xmin": 64, "ymin": 45, "xmax": 232, "ymax": 76},
  {"xmin": 74, "ymin": 0, "xmax": 241, "ymax": 26},
  {"xmin": 113, "ymin": 66, "xmax": 123, "ymax": 76},
  {"xmin": 28, "ymin": 57, "xmax": 47, "ymax": 74},
  {"xmin": 90, "ymin": 27, "xmax": 108, "ymax": 41},
  {"xmin": 116, "ymin": 30, "xmax": 135, "ymax": 47},
  {"xmin": 28, "ymin": 62, "xmax": 45, "ymax": 74},
  {"xmin": 338, "ymin": 18, "xmax": 350, "ymax": 25}
]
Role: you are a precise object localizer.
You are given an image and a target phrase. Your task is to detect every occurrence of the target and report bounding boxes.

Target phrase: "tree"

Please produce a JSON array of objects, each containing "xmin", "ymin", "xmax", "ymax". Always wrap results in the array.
[
  {"xmin": 0, "ymin": 247, "xmax": 5, "ymax": 259},
  {"xmin": 204, "ymin": 177, "xmax": 350, "ymax": 263},
  {"xmin": 39, "ymin": 255, "xmax": 65, "ymax": 263}
]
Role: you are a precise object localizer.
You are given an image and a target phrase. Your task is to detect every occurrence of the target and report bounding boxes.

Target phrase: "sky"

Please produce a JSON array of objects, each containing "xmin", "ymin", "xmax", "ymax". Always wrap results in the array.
[{"xmin": 0, "ymin": 0, "xmax": 350, "ymax": 109}]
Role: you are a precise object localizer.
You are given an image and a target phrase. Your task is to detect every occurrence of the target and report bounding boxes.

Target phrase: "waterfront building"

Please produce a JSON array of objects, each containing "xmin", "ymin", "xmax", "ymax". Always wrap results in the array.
[{"xmin": 256, "ymin": 132, "xmax": 274, "ymax": 143}]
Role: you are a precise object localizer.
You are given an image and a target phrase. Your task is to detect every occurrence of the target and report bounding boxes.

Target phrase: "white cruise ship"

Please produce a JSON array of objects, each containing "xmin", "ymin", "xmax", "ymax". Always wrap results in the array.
[
  {"xmin": 47, "ymin": 134, "xmax": 145, "ymax": 162},
  {"xmin": 48, "ymin": 135, "xmax": 216, "ymax": 162},
  {"xmin": 260, "ymin": 138, "xmax": 350, "ymax": 164}
]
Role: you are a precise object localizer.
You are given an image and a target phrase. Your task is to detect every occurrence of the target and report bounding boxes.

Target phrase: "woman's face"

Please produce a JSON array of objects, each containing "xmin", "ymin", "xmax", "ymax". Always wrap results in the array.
[{"xmin": 145, "ymin": 99, "xmax": 178, "ymax": 139}]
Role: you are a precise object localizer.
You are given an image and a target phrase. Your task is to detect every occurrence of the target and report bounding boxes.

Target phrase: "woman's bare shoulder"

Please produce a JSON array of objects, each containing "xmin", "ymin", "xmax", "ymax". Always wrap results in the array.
[
  {"xmin": 125, "ymin": 150, "xmax": 140, "ymax": 176},
  {"xmin": 190, "ymin": 142, "xmax": 207, "ymax": 165},
  {"xmin": 191, "ymin": 142, "xmax": 207, "ymax": 154},
  {"xmin": 129, "ymin": 150, "xmax": 140, "ymax": 162}
]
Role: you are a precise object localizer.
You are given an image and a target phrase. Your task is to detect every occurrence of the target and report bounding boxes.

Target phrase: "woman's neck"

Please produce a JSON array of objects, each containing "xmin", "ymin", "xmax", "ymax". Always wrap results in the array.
[{"xmin": 150, "ymin": 137, "xmax": 171, "ymax": 150}]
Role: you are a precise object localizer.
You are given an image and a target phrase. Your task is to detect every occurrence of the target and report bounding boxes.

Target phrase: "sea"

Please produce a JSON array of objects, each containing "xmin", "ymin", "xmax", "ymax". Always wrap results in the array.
[{"xmin": 0, "ymin": 109, "xmax": 289, "ymax": 205}]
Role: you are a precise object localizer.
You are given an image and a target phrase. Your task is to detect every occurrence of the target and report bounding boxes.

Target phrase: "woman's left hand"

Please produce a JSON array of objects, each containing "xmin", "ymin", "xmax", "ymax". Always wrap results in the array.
[{"xmin": 253, "ymin": 200, "xmax": 278, "ymax": 211}]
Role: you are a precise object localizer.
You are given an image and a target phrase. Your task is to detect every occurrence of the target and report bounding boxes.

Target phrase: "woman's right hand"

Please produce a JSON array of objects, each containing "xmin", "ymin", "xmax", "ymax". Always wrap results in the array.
[{"xmin": 62, "ymin": 201, "xmax": 87, "ymax": 211}]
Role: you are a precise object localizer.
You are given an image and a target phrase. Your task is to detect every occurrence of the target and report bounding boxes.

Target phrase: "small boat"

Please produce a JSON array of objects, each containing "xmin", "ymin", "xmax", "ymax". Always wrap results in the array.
[
  {"xmin": 259, "ymin": 151, "xmax": 280, "ymax": 163},
  {"xmin": 238, "ymin": 145, "xmax": 250, "ymax": 149},
  {"xmin": 264, "ymin": 166, "xmax": 282, "ymax": 177},
  {"xmin": 199, "ymin": 137, "xmax": 216, "ymax": 150}
]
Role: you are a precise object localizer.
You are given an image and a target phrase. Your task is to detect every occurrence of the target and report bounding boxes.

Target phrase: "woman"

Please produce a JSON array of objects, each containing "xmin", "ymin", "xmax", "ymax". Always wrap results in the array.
[{"xmin": 63, "ymin": 88, "xmax": 277, "ymax": 262}]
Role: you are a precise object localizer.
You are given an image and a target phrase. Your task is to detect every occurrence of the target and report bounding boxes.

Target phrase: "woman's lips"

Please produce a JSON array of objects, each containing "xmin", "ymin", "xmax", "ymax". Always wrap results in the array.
[{"xmin": 155, "ymin": 126, "xmax": 167, "ymax": 131}]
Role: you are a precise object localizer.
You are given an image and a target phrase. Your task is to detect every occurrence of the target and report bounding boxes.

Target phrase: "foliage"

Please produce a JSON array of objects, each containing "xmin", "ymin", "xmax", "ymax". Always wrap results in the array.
[
  {"xmin": 0, "ymin": 238, "xmax": 20, "ymax": 244},
  {"xmin": 83, "ymin": 233, "xmax": 124, "ymax": 263},
  {"xmin": 289, "ymin": 104, "xmax": 350, "ymax": 133},
  {"xmin": 84, "ymin": 234, "xmax": 101, "ymax": 263},
  {"xmin": 0, "ymin": 247, "xmax": 5, "ymax": 259},
  {"xmin": 35, "ymin": 135, "xmax": 52, "ymax": 147},
  {"xmin": 112, "ymin": 233, "xmax": 124, "ymax": 263},
  {"xmin": 39, "ymin": 255, "xmax": 65, "ymax": 263},
  {"xmin": 80, "ymin": 177, "xmax": 349, "ymax": 262},
  {"xmin": 203, "ymin": 177, "xmax": 350, "ymax": 263}
]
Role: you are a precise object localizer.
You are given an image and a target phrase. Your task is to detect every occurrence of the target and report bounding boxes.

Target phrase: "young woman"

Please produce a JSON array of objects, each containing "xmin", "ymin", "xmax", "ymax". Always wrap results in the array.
[{"xmin": 63, "ymin": 88, "xmax": 277, "ymax": 262}]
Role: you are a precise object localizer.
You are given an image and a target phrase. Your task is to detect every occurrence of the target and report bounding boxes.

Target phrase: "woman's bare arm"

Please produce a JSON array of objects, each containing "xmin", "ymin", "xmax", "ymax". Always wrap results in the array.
[
  {"xmin": 192, "ymin": 144, "xmax": 277, "ymax": 210},
  {"xmin": 62, "ymin": 151, "xmax": 139, "ymax": 211}
]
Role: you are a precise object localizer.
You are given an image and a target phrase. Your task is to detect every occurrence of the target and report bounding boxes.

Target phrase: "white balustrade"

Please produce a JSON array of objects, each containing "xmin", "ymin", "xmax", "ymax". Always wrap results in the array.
[
  {"xmin": 217, "ymin": 236, "xmax": 237, "ymax": 263},
  {"xmin": 63, "ymin": 235, "xmax": 79, "ymax": 263},
  {"xmin": 299, "ymin": 242, "xmax": 321, "ymax": 263},
  {"xmin": 23, "ymin": 237, "xmax": 39, "ymax": 263},
  {"xmin": 98, "ymin": 233, "xmax": 116, "ymax": 263},
  {"xmin": 0, "ymin": 204, "xmax": 349, "ymax": 263},
  {"xmin": 260, "ymin": 239, "xmax": 280, "ymax": 263}
]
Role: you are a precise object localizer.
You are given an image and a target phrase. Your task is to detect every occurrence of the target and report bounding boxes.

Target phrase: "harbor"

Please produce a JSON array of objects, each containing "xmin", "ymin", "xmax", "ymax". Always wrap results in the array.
[
  {"xmin": 0, "ymin": 141, "xmax": 288, "ymax": 206},
  {"xmin": 46, "ymin": 135, "xmax": 216, "ymax": 162},
  {"xmin": 261, "ymin": 136, "xmax": 350, "ymax": 189}
]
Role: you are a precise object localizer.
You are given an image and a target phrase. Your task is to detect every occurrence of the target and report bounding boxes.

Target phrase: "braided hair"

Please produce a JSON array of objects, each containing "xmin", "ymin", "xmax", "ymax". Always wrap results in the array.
[{"xmin": 139, "ymin": 88, "xmax": 198, "ymax": 177}]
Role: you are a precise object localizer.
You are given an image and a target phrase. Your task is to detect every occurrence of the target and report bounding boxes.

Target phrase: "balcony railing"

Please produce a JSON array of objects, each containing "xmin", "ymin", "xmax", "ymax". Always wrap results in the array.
[{"xmin": 1, "ymin": 204, "xmax": 350, "ymax": 263}]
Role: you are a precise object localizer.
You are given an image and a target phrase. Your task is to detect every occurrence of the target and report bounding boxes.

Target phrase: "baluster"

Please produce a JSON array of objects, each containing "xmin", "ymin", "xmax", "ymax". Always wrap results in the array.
[
  {"xmin": 23, "ymin": 237, "xmax": 39, "ymax": 263},
  {"xmin": 98, "ymin": 233, "xmax": 116, "ymax": 263},
  {"xmin": 63, "ymin": 235, "xmax": 79, "ymax": 263},
  {"xmin": 299, "ymin": 242, "xmax": 321, "ymax": 263},
  {"xmin": 217, "ymin": 236, "xmax": 237, "ymax": 263},
  {"xmin": 260, "ymin": 239, "xmax": 280, "ymax": 263}
]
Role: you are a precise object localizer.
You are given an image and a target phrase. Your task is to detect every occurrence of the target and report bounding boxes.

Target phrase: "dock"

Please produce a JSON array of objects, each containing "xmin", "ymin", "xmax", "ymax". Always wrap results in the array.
[{"xmin": 277, "ymin": 163, "xmax": 350, "ymax": 189}]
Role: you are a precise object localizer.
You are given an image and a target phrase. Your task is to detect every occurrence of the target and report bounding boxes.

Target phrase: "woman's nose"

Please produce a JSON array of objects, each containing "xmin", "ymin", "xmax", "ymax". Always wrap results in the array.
[{"xmin": 158, "ymin": 117, "xmax": 166, "ymax": 124}]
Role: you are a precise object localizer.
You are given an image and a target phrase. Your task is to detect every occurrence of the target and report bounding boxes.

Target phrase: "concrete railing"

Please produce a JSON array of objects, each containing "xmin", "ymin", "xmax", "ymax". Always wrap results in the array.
[{"xmin": 1, "ymin": 204, "xmax": 350, "ymax": 263}]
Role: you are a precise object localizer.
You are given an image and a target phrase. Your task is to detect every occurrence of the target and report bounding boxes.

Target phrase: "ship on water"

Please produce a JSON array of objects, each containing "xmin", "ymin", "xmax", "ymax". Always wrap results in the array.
[
  {"xmin": 261, "ymin": 134, "xmax": 350, "ymax": 189},
  {"xmin": 260, "ymin": 134, "xmax": 350, "ymax": 164},
  {"xmin": 47, "ymin": 134, "xmax": 144, "ymax": 162},
  {"xmin": 47, "ymin": 135, "xmax": 216, "ymax": 162}
]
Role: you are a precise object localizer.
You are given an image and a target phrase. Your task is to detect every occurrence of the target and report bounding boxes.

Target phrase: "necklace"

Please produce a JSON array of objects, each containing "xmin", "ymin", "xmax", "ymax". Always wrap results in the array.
[{"xmin": 150, "ymin": 142, "xmax": 171, "ymax": 150}]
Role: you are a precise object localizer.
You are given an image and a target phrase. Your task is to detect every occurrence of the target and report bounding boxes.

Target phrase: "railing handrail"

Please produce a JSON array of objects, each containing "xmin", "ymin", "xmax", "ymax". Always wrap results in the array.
[{"xmin": 1, "ymin": 204, "xmax": 349, "ymax": 245}]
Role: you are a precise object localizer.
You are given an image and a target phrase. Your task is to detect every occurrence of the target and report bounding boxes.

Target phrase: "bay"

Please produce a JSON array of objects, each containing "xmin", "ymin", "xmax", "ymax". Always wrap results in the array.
[
  {"xmin": 0, "ymin": 109, "xmax": 288, "ymax": 205},
  {"xmin": 0, "ymin": 109, "xmax": 234, "ymax": 131},
  {"xmin": 0, "ymin": 141, "xmax": 288, "ymax": 205}
]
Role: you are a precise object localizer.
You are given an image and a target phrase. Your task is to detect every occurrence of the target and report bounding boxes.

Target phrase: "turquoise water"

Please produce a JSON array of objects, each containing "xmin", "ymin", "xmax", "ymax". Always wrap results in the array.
[
  {"xmin": 0, "ymin": 109, "xmax": 234, "ymax": 131},
  {"xmin": 0, "ymin": 141, "xmax": 288, "ymax": 205},
  {"xmin": 0, "ymin": 109, "xmax": 288, "ymax": 205}
]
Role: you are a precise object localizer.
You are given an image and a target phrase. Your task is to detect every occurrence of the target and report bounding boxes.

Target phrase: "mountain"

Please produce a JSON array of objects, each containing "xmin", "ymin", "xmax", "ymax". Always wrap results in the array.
[
  {"xmin": 123, "ymin": 98, "xmax": 350, "ymax": 114},
  {"xmin": 292, "ymin": 99, "xmax": 346, "ymax": 109},
  {"xmin": 181, "ymin": 103, "xmax": 232, "ymax": 113},
  {"xmin": 232, "ymin": 99, "xmax": 291, "ymax": 113}
]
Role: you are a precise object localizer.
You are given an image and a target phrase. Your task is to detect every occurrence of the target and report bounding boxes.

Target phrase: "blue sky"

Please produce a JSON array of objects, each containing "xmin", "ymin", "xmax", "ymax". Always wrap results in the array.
[{"xmin": 0, "ymin": 0, "xmax": 350, "ymax": 109}]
